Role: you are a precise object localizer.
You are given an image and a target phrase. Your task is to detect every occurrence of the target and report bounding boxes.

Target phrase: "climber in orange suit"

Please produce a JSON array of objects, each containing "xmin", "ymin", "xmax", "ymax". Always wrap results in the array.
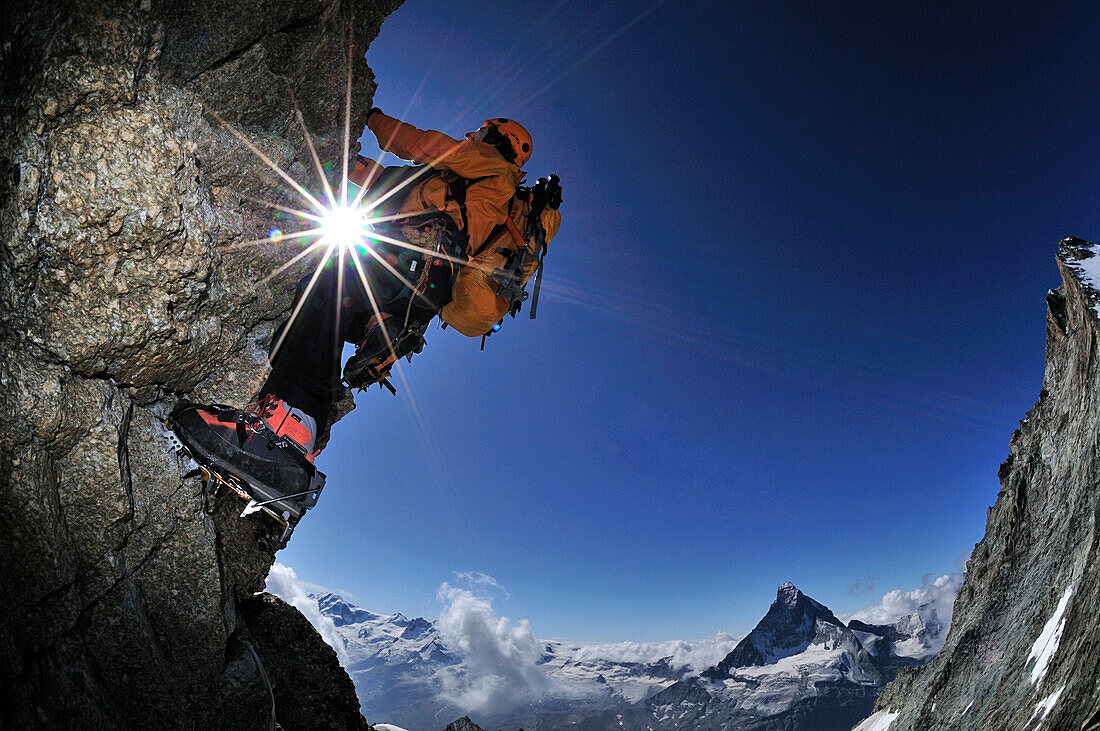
[
  {"xmin": 169, "ymin": 112, "xmax": 561, "ymax": 541},
  {"xmin": 347, "ymin": 111, "xmax": 560, "ymax": 344},
  {"xmin": 261, "ymin": 110, "xmax": 561, "ymax": 441}
]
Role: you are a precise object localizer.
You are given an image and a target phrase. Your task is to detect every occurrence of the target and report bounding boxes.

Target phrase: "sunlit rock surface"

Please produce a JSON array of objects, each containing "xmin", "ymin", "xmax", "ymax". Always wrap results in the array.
[
  {"xmin": 871, "ymin": 238, "xmax": 1100, "ymax": 729},
  {"xmin": 0, "ymin": 0, "xmax": 399, "ymax": 726}
]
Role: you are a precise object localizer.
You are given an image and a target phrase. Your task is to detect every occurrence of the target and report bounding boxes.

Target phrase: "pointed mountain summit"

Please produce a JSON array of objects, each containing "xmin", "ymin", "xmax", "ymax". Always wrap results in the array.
[
  {"xmin": 704, "ymin": 583, "xmax": 852, "ymax": 679},
  {"xmin": 313, "ymin": 592, "xmax": 382, "ymax": 627},
  {"xmin": 648, "ymin": 583, "xmax": 893, "ymax": 727}
]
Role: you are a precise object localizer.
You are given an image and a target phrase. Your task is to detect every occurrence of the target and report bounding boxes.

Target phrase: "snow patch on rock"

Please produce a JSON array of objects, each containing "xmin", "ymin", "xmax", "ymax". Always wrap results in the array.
[
  {"xmin": 852, "ymin": 709, "xmax": 899, "ymax": 731},
  {"xmin": 1027, "ymin": 586, "xmax": 1073, "ymax": 686},
  {"xmin": 1028, "ymin": 686, "xmax": 1065, "ymax": 726}
]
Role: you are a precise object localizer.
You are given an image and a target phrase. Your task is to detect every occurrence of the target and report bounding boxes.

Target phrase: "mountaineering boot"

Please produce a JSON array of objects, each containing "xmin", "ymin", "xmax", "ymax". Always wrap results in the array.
[
  {"xmin": 343, "ymin": 314, "xmax": 426, "ymax": 389},
  {"xmin": 167, "ymin": 398, "xmax": 325, "ymax": 542},
  {"xmin": 251, "ymin": 394, "xmax": 318, "ymax": 456}
]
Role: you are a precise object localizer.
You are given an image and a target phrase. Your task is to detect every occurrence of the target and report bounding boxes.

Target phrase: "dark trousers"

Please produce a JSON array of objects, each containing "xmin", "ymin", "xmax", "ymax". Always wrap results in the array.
[
  {"xmin": 260, "ymin": 224, "xmax": 459, "ymax": 432},
  {"xmin": 260, "ymin": 259, "xmax": 369, "ymax": 434}
]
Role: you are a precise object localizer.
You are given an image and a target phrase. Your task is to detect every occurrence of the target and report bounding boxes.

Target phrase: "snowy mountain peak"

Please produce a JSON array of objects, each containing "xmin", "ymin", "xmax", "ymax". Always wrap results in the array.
[
  {"xmin": 777, "ymin": 582, "xmax": 801, "ymax": 606},
  {"xmin": 704, "ymin": 584, "xmax": 849, "ymax": 675},
  {"xmin": 311, "ymin": 592, "xmax": 382, "ymax": 627}
]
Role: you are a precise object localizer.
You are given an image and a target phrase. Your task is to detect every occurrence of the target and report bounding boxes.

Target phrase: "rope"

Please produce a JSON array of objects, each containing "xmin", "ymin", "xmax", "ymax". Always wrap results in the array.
[{"xmin": 238, "ymin": 634, "xmax": 276, "ymax": 731}]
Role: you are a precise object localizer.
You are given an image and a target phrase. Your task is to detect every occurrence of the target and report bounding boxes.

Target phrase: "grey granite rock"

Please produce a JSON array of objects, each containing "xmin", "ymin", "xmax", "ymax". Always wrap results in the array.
[
  {"xmin": 0, "ymin": 0, "xmax": 400, "ymax": 726},
  {"xmin": 239, "ymin": 593, "xmax": 370, "ymax": 731},
  {"xmin": 868, "ymin": 237, "xmax": 1100, "ymax": 729}
]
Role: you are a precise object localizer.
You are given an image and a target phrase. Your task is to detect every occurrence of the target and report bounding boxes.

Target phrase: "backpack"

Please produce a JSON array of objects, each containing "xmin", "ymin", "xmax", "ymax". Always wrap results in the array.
[
  {"xmin": 360, "ymin": 164, "xmax": 483, "ymax": 239},
  {"xmin": 482, "ymin": 174, "xmax": 562, "ymax": 321},
  {"xmin": 358, "ymin": 163, "xmax": 562, "ymax": 319}
]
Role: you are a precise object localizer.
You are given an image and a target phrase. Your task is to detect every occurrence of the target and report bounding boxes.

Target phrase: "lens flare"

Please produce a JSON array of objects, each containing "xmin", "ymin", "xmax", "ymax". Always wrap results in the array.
[
  {"xmin": 320, "ymin": 201, "xmax": 370, "ymax": 251},
  {"xmin": 206, "ymin": 7, "xmax": 467, "ymax": 396}
]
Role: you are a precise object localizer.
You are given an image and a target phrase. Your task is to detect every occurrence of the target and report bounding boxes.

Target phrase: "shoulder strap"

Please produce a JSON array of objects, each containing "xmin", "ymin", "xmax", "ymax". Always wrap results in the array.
[
  {"xmin": 443, "ymin": 172, "xmax": 493, "ymax": 234},
  {"xmin": 367, "ymin": 164, "xmax": 434, "ymax": 219}
]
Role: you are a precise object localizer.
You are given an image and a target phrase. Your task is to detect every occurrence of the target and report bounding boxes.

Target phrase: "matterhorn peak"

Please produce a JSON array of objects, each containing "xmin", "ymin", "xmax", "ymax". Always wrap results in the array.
[
  {"xmin": 776, "ymin": 582, "xmax": 802, "ymax": 606},
  {"xmin": 703, "ymin": 584, "xmax": 851, "ymax": 677}
]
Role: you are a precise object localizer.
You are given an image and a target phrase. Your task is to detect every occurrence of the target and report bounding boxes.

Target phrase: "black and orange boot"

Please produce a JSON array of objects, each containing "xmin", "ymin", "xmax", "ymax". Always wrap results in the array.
[
  {"xmin": 342, "ymin": 314, "xmax": 425, "ymax": 392},
  {"xmin": 166, "ymin": 395, "xmax": 325, "ymax": 544}
]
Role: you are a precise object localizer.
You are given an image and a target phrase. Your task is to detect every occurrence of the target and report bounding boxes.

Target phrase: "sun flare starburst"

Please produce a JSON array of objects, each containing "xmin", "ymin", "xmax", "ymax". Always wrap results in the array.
[
  {"xmin": 319, "ymin": 198, "xmax": 372, "ymax": 252},
  {"xmin": 208, "ymin": 7, "xmax": 496, "ymax": 402}
]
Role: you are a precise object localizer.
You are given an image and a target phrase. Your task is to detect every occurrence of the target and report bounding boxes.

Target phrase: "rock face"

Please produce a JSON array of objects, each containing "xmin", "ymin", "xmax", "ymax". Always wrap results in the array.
[
  {"xmin": 872, "ymin": 238, "xmax": 1100, "ymax": 729},
  {"xmin": 239, "ymin": 594, "xmax": 369, "ymax": 730},
  {"xmin": 0, "ymin": 0, "xmax": 399, "ymax": 726}
]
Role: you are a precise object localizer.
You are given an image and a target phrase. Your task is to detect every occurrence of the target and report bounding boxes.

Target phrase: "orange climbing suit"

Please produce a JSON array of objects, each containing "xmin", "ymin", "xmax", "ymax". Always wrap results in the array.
[{"xmin": 354, "ymin": 112, "xmax": 560, "ymax": 337}]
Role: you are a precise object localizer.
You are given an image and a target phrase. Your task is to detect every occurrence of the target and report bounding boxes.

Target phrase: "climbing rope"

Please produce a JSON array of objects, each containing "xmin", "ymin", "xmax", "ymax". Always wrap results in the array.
[{"xmin": 238, "ymin": 634, "xmax": 276, "ymax": 731}]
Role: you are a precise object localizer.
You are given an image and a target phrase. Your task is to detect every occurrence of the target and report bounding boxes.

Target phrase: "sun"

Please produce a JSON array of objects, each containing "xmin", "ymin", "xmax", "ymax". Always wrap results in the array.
[
  {"xmin": 319, "ymin": 198, "xmax": 372, "ymax": 252},
  {"xmin": 206, "ymin": 10, "xmax": 472, "ymax": 395}
]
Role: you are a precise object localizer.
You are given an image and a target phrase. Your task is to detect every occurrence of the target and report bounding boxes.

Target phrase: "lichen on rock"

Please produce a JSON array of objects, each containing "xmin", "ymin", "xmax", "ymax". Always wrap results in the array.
[{"xmin": 0, "ymin": 0, "xmax": 400, "ymax": 726}]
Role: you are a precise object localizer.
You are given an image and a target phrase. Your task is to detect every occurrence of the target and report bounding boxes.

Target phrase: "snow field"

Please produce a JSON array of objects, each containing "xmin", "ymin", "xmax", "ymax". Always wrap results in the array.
[
  {"xmin": 1026, "ymin": 585, "xmax": 1073, "ymax": 686},
  {"xmin": 852, "ymin": 709, "xmax": 899, "ymax": 731}
]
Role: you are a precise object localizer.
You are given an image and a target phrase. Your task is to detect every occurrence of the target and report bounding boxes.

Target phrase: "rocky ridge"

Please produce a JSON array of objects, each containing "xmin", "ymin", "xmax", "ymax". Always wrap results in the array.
[
  {"xmin": 308, "ymin": 585, "xmax": 945, "ymax": 730},
  {"xmin": 867, "ymin": 238, "xmax": 1100, "ymax": 728},
  {"xmin": 0, "ymin": 0, "xmax": 400, "ymax": 726}
]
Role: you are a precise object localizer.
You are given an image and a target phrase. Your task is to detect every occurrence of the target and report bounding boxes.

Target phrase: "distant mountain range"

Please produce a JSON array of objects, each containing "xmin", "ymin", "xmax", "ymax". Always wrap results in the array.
[
  {"xmin": 308, "ymin": 582, "xmax": 947, "ymax": 730},
  {"xmin": 600, "ymin": 583, "xmax": 937, "ymax": 730}
]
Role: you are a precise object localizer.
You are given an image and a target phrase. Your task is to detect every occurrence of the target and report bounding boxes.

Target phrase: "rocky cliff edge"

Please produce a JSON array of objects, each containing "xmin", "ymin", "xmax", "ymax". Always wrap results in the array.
[
  {"xmin": 0, "ymin": 0, "xmax": 400, "ymax": 726},
  {"xmin": 868, "ymin": 237, "xmax": 1100, "ymax": 729}
]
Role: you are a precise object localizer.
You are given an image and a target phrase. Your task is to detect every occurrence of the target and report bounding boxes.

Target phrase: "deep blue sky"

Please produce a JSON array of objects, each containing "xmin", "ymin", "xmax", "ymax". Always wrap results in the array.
[{"xmin": 278, "ymin": 0, "xmax": 1100, "ymax": 641}]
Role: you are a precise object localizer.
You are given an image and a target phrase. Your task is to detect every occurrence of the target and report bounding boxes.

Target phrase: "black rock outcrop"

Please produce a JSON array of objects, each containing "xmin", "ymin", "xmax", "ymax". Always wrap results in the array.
[
  {"xmin": 870, "ymin": 238, "xmax": 1100, "ymax": 728},
  {"xmin": 0, "ymin": 0, "xmax": 399, "ymax": 726},
  {"xmin": 444, "ymin": 717, "xmax": 487, "ymax": 731},
  {"xmin": 239, "ymin": 593, "xmax": 368, "ymax": 730}
]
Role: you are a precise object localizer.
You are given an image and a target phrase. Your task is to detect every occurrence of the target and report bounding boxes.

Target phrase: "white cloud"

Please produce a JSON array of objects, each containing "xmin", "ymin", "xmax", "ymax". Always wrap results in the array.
[
  {"xmin": 452, "ymin": 570, "xmax": 510, "ymax": 599},
  {"xmin": 567, "ymin": 633, "xmax": 742, "ymax": 673},
  {"xmin": 434, "ymin": 582, "xmax": 553, "ymax": 713},
  {"xmin": 264, "ymin": 563, "xmax": 349, "ymax": 666},
  {"xmin": 844, "ymin": 573, "xmax": 964, "ymax": 642}
]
